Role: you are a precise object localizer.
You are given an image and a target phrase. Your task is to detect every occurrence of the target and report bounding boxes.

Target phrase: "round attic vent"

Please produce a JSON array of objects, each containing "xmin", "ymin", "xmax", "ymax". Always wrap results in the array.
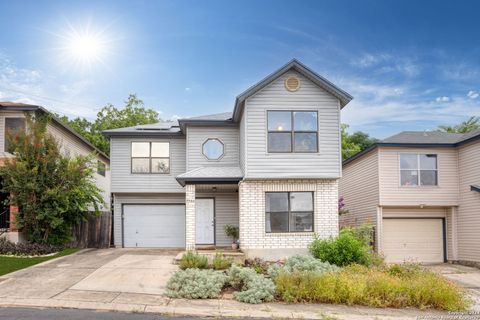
[{"xmin": 285, "ymin": 76, "xmax": 300, "ymax": 92}]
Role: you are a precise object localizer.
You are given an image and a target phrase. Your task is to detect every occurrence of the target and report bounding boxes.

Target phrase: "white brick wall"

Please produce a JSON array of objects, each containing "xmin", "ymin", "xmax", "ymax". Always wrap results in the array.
[
  {"xmin": 185, "ymin": 184, "xmax": 196, "ymax": 250},
  {"xmin": 239, "ymin": 179, "xmax": 339, "ymax": 254}
]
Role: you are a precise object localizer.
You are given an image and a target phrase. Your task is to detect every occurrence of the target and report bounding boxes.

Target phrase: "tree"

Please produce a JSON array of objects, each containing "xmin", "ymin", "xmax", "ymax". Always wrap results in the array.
[
  {"xmin": 58, "ymin": 94, "xmax": 162, "ymax": 155},
  {"xmin": 437, "ymin": 116, "xmax": 480, "ymax": 134},
  {"xmin": 0, "ymin": 113, "xmax": 104, "ymax": 245},
  {"xmin": 341, "ymin": 124, "xmax": 378, "ymax": 160}
]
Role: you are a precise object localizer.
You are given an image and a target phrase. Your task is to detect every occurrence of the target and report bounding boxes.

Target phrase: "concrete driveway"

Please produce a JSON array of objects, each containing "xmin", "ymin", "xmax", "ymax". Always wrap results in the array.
[
  {"xmin": 428, "ymin": 263, "xmax": 480, "ymax": 311},
  {"xmin": 0, "ymin": 249, "xmax": 179, "ymax": 303}
]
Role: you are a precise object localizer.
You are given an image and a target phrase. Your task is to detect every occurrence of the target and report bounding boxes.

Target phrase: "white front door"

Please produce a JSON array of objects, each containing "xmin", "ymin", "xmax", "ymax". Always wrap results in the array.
[{"xmin": 196, "ymin": 198, "xmax": 215, "ymax": 245}]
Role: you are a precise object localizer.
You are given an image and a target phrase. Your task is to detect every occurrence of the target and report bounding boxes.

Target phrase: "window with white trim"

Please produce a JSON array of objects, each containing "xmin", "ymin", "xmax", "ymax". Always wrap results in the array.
[
  {"xmin": 400, "ymin": 153, "xmax": 437, "ymax": 186},
  {"xmin": 131, "ymin": 142, "xmax": 170, "ymax": 174},
  {"xmin": 265, "ymin": 192, "xmax": 314, "ymax": 233}
]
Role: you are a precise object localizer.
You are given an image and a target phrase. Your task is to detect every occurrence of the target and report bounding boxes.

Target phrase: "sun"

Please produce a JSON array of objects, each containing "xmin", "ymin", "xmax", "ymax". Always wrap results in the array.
[
  {"xmin": 67, "ymin": 33, "xmax": 105, "ymax": 64},
  {"xmin": 54, "ymin": 21, "xmax": 113, "ymax": 71}
]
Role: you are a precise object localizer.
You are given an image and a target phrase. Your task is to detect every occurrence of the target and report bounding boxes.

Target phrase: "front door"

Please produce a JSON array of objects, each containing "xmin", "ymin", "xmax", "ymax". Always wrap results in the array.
[{"xmin": 196, "ymin": 198, "xmax": 215, "ymax": 245}]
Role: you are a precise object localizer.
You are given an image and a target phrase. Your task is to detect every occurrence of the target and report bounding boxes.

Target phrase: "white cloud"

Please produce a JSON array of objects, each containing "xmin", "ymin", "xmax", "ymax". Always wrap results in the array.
[
  {"xmin": 350, "ymin": 52, "xmax": 419, "ymax": 77},
  {"xmin": 435, "ymin": 96, "xmax": 450, "ymax": 102},
  {"xmin": 467, "ymin": 90, "xmax": 479, "ymax": 99},
  {"xmin": 184, "ymin": 87, "xmax": 191, "ymax": 92},
  {"xmin": 0, "ymin": 53, "xmax": 98, "ymax": 119}
]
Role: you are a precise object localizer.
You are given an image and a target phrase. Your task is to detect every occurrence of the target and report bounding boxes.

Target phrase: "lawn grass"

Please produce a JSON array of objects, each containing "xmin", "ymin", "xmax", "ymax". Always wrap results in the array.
[{"xmin": 0, "ymin": 248, "xmax": 79, "ymax": 276}]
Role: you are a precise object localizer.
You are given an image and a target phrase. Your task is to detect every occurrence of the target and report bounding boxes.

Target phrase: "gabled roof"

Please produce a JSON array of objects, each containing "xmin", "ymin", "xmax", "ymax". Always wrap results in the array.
[
  {"xmin": 0, "ymin": 102, "xmax": 109, "ymax": 161},
  {"xmin": 232, "ymin": 59, "xmax": 353, "ymax": 121},
  {"xmin": 103, "ymin": 59, "xmax": 352, "ymax": 136},
  {"xmin": 343, "ymin": 129, "xmax": 480, "ymax": 166}
]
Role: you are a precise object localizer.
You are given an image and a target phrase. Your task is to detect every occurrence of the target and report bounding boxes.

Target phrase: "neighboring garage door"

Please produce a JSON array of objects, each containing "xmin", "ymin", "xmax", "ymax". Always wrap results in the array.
[
  {"xmin": 382, "ymin": 218, "xmax": 444, "ymax": 263},
  {"xmin": 123, "ymin": 204, "xmax": 185, "ymax": 248}
]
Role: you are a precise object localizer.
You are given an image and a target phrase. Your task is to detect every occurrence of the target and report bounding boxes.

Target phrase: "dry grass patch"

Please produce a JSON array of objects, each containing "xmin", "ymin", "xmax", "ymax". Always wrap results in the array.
[{"xmin": 275, "ymin": 264, "xmax": 470, "ymax": 311}]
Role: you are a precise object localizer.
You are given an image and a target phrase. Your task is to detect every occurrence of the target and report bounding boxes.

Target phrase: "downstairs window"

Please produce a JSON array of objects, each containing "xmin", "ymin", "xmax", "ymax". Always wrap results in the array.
[{"xmin": 265, "ymin": 192, "xmax": 314, "ymax": 233}]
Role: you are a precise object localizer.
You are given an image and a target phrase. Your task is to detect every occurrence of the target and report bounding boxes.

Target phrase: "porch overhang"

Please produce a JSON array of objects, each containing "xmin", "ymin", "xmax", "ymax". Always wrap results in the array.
[
  {"xmin": 471, "ymin": 185, "xmax": 480, "ymax": 193},
  {"xmin": 176, "ymin": 167, "xmax": 243, "ymax": 187}
]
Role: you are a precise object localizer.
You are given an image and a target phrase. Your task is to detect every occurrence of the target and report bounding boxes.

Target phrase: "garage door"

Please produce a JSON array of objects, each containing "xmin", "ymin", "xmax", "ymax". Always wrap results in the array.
[
  {"xmin": 123, "ymin": 204, "xmax": 185, "ymax": 248},
  {"xmin": 382, "ymin": 218, "xmax": 444, "ymax": 263}
]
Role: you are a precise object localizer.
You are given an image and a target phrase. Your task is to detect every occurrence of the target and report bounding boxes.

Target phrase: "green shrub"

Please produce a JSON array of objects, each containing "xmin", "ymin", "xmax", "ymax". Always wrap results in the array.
[
  {"xmin": 179, "ymin": 251, "xmax": 208, "ymax": 270},
  {"xmin": 166, "ymin": 269, "xmax": 227, "ymax": 299},
  {"xmin": 275, "ymin": 264, "xmax": 470, "ymax": 311},
  {"xmin": 224, "ymin": 224, "xmax": 239, "ymax": 243},
  {"xmin": 267, "ymin": 255, "xmax": 339, "ymax": 281},
  {"xmin": 228, "ymin": 265, "xmax": 275, "ymax": 304},
  {"xmin": 212, "ymin": 253, "xmax": 233, "ymax": 270},
  {"xmin": 0, "ymin": 238, "xmax": 63, "ymax": 256},
  {"xmin": 308, "ymin": 229, "xmax": 373, "ymax": 266},
  {"xmin": 244, "ymin": 257, "xmax": 270, "ymax": 274},
  {"xmin": 347, "ymin": 224, "xmax": 375, "ymax": 246}
]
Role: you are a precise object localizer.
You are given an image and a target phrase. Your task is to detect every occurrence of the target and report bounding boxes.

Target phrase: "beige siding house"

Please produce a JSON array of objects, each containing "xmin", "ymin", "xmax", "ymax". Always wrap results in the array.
[
  {"xmin": 0, "ymin": 102, "xmax": 110, "ymax": 243},
  {"xmin": 340, "ymin": 130, "xmax": 480, "ymax": 265},
  {"xmin": 105, "ymin": 59, "xmax": 353, "ymax": 259}
]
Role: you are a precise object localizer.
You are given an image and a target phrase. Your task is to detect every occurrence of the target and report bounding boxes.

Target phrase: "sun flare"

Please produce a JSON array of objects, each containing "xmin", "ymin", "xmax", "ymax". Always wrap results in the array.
[
  {"xmin": 54, "ymin": 21, "xmax": 113, "ymax": 70},
  {"xmin": 67, "ymin": 33, "xmax": 105, "ymax": 63}
]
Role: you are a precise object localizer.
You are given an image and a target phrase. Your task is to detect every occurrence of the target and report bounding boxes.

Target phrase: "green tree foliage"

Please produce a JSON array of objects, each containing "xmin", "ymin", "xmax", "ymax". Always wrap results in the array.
[
  {"xmin": 437, "ymin": 116, "xmax": 480, "ymax": 134},
  {"xmin": 58, "ymin": 94, "xmax": 162, "ymax": 155},
  {"xmin": 0, "ymin": 113, "xmax": 104, "ymax": 245},
  {"xmin": 341, "ymin": 124, "xmax": 378, "ymax": 160}
]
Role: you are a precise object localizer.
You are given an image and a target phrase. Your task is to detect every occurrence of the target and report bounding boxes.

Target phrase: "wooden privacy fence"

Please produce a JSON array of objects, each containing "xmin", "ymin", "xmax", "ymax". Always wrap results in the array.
[{"xmin": 71, "ymin": 211, "xmax": 112, "ymax": 248}]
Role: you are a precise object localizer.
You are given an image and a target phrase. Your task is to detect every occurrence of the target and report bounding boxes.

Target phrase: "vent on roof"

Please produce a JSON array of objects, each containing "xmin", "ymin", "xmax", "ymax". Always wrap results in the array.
[{"xmin": 285, "ymin": 76, "xmax": 300, "ymax": 92}]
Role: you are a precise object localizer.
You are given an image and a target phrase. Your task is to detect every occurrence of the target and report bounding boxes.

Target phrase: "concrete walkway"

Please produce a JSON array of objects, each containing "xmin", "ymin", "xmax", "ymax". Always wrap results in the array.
[
  {"xmin": 0, "ymin": 249, "xmax": 475, "ymax": 319},
  {"xmin": 428, "ymin": 263, "xmax": 480, "ymax": 312}
]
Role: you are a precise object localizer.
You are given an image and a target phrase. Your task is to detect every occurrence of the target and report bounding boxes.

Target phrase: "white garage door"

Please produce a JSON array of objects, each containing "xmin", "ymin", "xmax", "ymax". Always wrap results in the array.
[
  {"xmin": 382, "ymin": 218, "xmax": 444, "ymax": 264},
  {"xmin": 123, "ymin": 204, "xmax": 185, "ymax": 248}
]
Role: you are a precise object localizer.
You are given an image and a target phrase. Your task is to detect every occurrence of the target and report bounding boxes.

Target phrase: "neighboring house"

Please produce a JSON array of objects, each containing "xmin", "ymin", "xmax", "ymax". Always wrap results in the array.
[
  {"xmin": 0, "ymin": 102, "xmax": 111, "ymax": 243},
  {"xmin": 104, "ymin": 59, "xmax": 353, "ymax": 259},
  {"xmin": 340, "ymin": 130, "xmax": 480, "ymax": 265}
]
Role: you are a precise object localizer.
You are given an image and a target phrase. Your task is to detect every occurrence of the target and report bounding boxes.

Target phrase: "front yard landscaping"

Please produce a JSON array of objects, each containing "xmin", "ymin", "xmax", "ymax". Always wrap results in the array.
[
  {"xmin": 0, "ymin": 247, "xmax": 79, "ymax": 276},
  {"xmin": 167, "ymin": 226, "xmax": 471, "ymax": 312}
]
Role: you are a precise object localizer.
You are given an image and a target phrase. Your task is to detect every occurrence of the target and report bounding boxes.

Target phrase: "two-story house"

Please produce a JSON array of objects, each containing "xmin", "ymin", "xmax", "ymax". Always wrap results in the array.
[
  {"xmin": 104, "ymin": 59, "xmax": 353, "ymax": 259},
  {"xmin": 340, "ymin": 130, "xmax": 480, "ymax": 265},
  {"xmin": 0, "ymin": 102, "xmax": 111, "ymax": 243}
]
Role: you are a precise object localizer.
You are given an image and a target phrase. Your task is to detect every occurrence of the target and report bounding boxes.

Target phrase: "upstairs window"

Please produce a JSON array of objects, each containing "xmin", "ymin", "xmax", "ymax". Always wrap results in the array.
[
  {"xmin": 202, "ymin": 138, "xmax": 224, "ymax": 160},
  {"xmin": 265, "ymin": 192, "xmax": 314, "ymax": 233},
  {"xmin": 400, "ymin": 153, "xmax": 438, "ymax": 186},
  {"xmin": 5, "ymin": 117, "xmax": 26, "ymax": 152},
  {"xmin": 267, "ymin": 111, "xmax": 318, "ymax": 153},
  {"xmin": 131, "ymin": 142, "xmax": 170, "ymax": 174},
  {"xmin": 97, "ymin": 161, "xmax": 106, "ymax": 177}
]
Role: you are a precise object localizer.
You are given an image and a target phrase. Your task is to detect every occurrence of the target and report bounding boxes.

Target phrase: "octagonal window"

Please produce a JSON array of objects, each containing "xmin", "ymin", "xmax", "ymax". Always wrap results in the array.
[{"xmin": 203, "ymin": 138, "xmax": 224, "ymax": 160}]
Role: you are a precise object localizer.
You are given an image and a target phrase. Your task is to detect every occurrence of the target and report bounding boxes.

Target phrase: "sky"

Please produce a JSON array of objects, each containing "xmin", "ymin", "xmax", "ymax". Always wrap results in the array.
[{"xmin": 0, "ymin": 0, "xmax": 479, "ymax": 139}]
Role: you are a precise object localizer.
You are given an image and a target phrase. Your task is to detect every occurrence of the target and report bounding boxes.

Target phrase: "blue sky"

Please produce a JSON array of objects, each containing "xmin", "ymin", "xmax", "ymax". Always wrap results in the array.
[{"xmin": 0, "ymin": 0, "xmax": 479, "ymax": 138}]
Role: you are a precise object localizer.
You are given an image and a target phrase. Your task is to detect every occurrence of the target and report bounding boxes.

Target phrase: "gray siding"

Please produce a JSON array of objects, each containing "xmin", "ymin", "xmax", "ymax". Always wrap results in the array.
[
  {"xmin": 239, "ymin": 114, "xmax": 246, "ymax": 174},
  {"xmin": 186, "ymin": 126, "xmax": 239, "ymax": 170},
  {"xmin": 110, "ymin": 137, "xmax": 186, "ymax": 193},
  {"xmin": 113, "ymin": 193, "xmax": 186, "ymax": 247},
  {"xmin": 244, "ymin": 70, "xmax": 341, "ymax": 179},
  {"xmin": 197, "ymin": 191, "xmax": 239, "ymax": 246}
]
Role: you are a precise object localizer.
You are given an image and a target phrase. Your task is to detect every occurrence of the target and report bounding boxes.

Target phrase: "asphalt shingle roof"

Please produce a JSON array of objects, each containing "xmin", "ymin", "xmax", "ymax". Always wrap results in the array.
[{"xmin": 382, "ymin": 131, "xmax": 464, "ymax": 144}]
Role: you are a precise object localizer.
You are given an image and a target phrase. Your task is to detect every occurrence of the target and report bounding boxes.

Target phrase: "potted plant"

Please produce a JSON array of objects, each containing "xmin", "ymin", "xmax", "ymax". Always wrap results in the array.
[{"xmin": 224, "ymin": 224, "xmax": 239, "ymax": 250}]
